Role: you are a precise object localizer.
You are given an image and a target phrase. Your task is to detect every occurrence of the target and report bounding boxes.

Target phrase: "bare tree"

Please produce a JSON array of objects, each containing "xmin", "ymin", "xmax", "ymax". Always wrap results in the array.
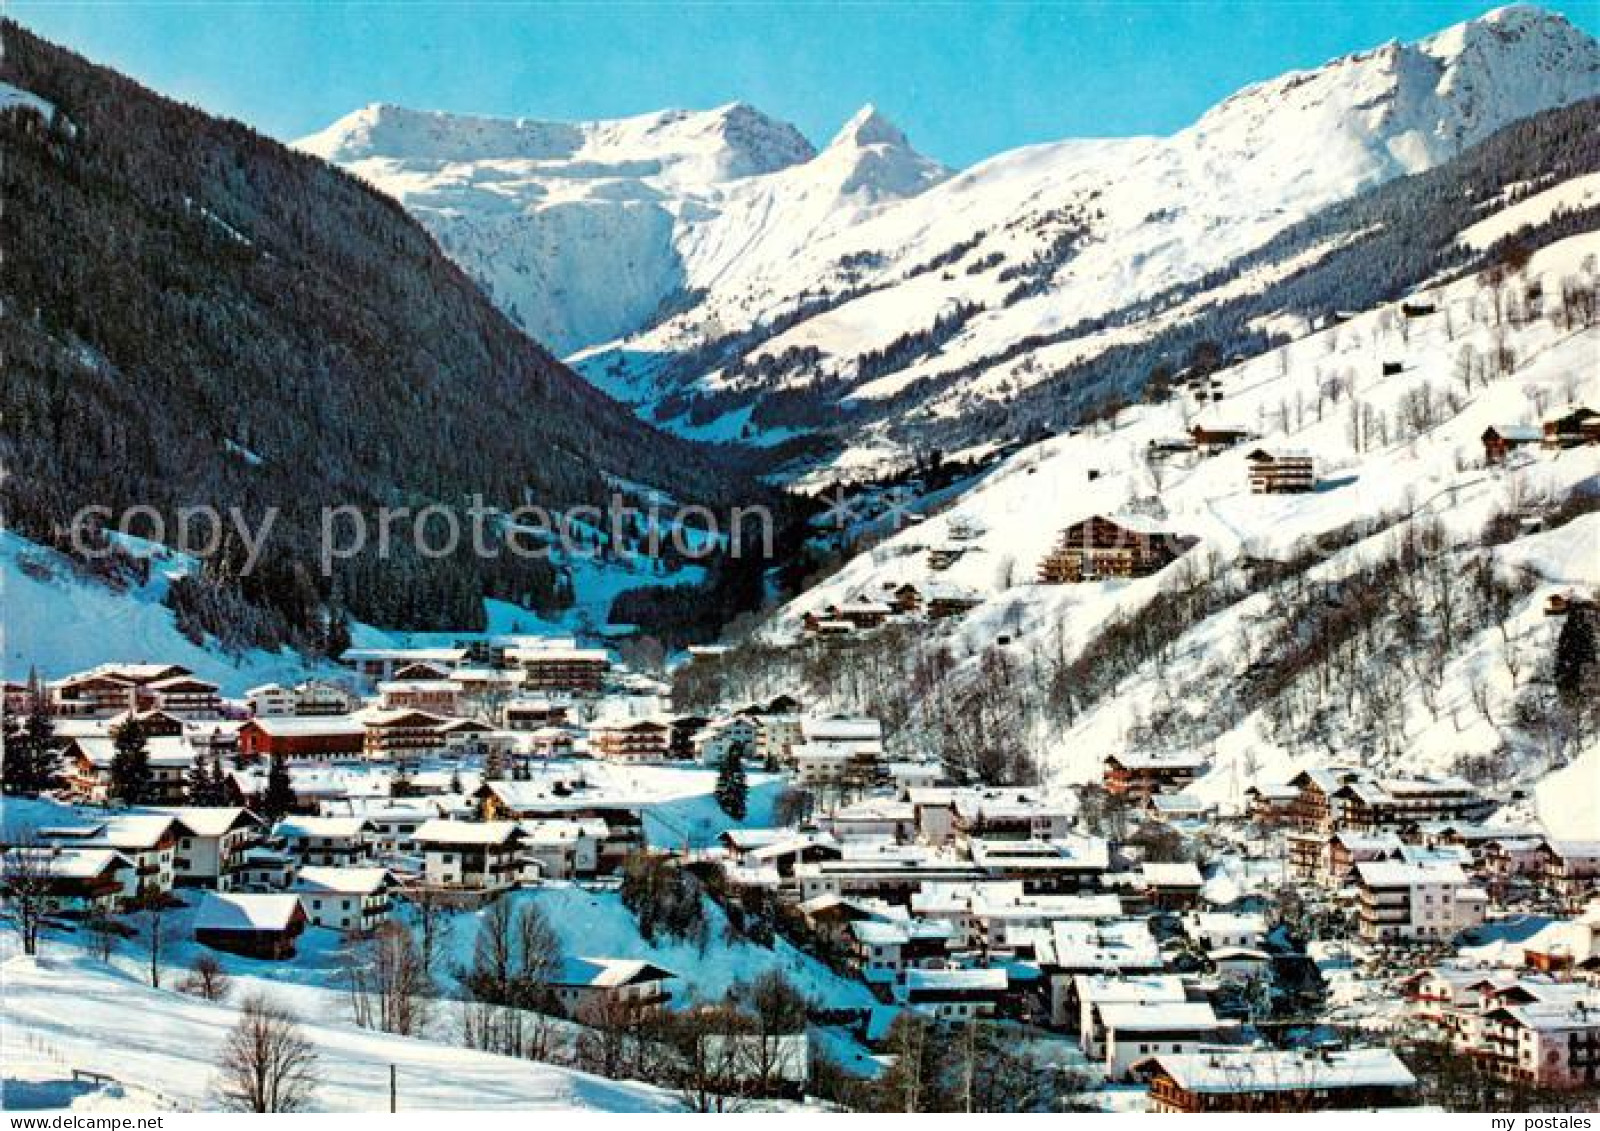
[
  {"xmin": 131, "ymin": 891, "xmax": 179, "ymax": 988},
  {"xmin": 405, "ymin": 888, "xmax": 455, "ymax": 980},
  {"xmin": 342, "ymin": 921, "xmax": 431, "ymax": 1036},
  {"xmin": 0, "ymin": 833, "xmax": 60, "ymax": 956},
  {"xmin": 214, "ymin": 993, "xmax": 320, "ymax": 1113},
  {"xmin": 180, "ymin": 953, "xmax": 233, "ymax": 1002}
]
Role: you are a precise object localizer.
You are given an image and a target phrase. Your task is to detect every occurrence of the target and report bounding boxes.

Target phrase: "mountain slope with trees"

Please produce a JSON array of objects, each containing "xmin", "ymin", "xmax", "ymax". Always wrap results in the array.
[{"xmin": 0, "ymin": 20, "xmax": 763, "ymax": 649}]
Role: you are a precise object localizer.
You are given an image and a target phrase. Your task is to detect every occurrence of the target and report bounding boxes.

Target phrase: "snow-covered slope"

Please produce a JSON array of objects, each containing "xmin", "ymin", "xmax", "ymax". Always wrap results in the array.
[
  {"xmin": 1, "ymin": 952, "xmax": 676, "ymax": 1111},
  {"xmin": 299, "ymin": 100, "xmax": 945, "ymax": 354},
  {"xmin": 0, "ymin": 531, "xmax": 328, "ymax": 696},
  {"xmin": 753, "ymin": 231, "xmax": 1600, "ymax": 824},
  {"xmin": 562, "ymin": 5, "xmax": 1599, "ymax": 460}
]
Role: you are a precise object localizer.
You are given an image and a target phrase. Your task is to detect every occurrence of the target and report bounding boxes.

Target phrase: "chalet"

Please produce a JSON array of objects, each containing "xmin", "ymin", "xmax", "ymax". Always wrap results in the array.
[
  {"xmin": 796, "ymin": 847, "xmax": 988, "ymax": 904},
  {"xmin": 924, "ymin": 584, "xmax": 983, "ymax": 619},
  {"xmin": 1034, "ymin": 919, "xmax": 1165, "ymax": 1026},
  {"xmin": 886, "ymin": 581, "xmax": 923, "ymax": 613},
  {"xmin": 1245, "ymin": 449, "xmax": 1315, "ymax": 494},
  {"xmin": 549, "ymin": 957, "xmax": 675, "ymax": 1018},
  {"xmin": 235, "ymin": 846, "xmax": 297, "ymax": 890},
  {"xmin": 274, "ymin": 816, "xmax": 374, "ymax": 867},
  {"xmin": 1189, "ymin": 423, "xmax": 1252, "ymax": 455},
  {"xmin": 153, "ymin": 807, "xmax": 263, "ymax": 890},
  {"xmin": 51, "ymin": 663, "xmax": 192, "ymax": 717},
  {"xmin": 1331, "ymin": 776, "xmax": 1495, "ymax": 832},
  {"xmin": 1244, "ymin": 782, "xmax": 1299, "ymax": 825},
  {"xmin": 523, "ymin": 725, "xmax": 579, "ymax": 760},
  {"xmin": 193, "ymin": 892, "xmax": 308, "ymax": 959},
  {"xmin": 61, "ymin": 734, "xmax": 194, "ymax": 804},
  {"xmin": 1075, "ymin": 974, "xmax": 1193, "ymax": 1060},
  {"xmin": 588, "ymin": 716, "xmax": 672, "ymax": 763},
  {"xmin": 473, "ymin": 781, "xmax": 645, "ymax": 871},
  {"xmin": 1138, "ymin": 1048, "xmax": 1417, "ymax": 1113},
  {"xmin": 949, "ymin": 789, "xmax": 1073, "ymax": 842},
  {"xmin": 377, "ymin": 679, "xmax": 464, "ymax": 715},
  {"xmin": 971, "ymin": 837, "xmax": 1111, "ymax": 894},
  {"xmin": 0, "ymin": 847, "xmax": 132, "ymax": 912},
  {"xmin": 849, "ymin": 917, "xmax": 956, "ymax": 982},
  {"xmin": 1477, "ymin": 997, "xmax": 1600, "ymax": 1090},
  {"xmin": 506, "ymin": 643, "xmax": 610, "ymax": 694},
  {"xmin": 248, "ymin": 679, "xmax": 360, "ymax": 717},
  {"xmin": 1354, "ymin": 860, "xmax": 1488, "ymax": 943},
  {"xmin": 897, "ymin": 967, "xmax": 1008, "ymax": 1022},
  {"xmin": 43, "ymin": 815, "xmax": 180, "ymax": 897},
  {"xmin": 1037, "ymin": 514, "xmax": 1183, "ymax": 583},
  {"xmin": 413, "ymin": 818, "xmax": 524, "ymax": 894},
  {"xmin": 502, "ymin": 697, "xmax": 570, "ymax": 731},
  {"xmin": 1542, "ymin": 406, "xmax": 1600, "ymax": 449},
  {"xmin": 1184, "ymin": 911, "xmax": 1267, "ymax": 952},
  {"xmin": 1282, "ymin": 766, "xmax": 1372, "ymax": 830},
  {"xmin": 517, "ymin": 819, "xmax": 607, "ymax": 879},
  {"xmin": 340, "ymin": 647, "xmax": 466, "ymax": 684},
  {"xmin": 1100, "ymin": 1001, "xmax": 1230, "ymax": 1081},
  {"xmin": 821, "ymin": 799, "xmax": 915, "ymax": 842},
  {"xmin": 145, "ymin": 674, "xmax": 222, "ymax": 718},
  {"xmin": 721, "ymin": 829, "xmax": 841, "ymax": 881},
  {"xmin": 1103, "ymin": 752, "xmax": 1206, "ymax": 800},
  {"xmin": 927, "ymin": 545, "xmax": 967, "ymax": 571},
  {"xmin": 1141, "ymin": 860, "xmax": 1205, "ymax": 911},
  {"xmin": 693, "ymin": 715, "xmax": 760, "ymax": 765},
  {"xmin": 1482, "ymin": 424, "xmax": 1542, "ymax": 464},
  {"xmin": 362, "ymin": 709, "xmax": 452, "ymax": 762},
  {"xmin": 292, "ymin": 866, "xmax": 394, "ymax": 933},
  {"xmin": 237, "ymin": 715, "xmax": 365, "ymax": 763},
  {"xmin": 1537, "ymin": 840, "xmax": 1600, "ymax": 901},
  {"xmin": 246, "ymin": 683, "xmax": 295, "ymax": 717}
]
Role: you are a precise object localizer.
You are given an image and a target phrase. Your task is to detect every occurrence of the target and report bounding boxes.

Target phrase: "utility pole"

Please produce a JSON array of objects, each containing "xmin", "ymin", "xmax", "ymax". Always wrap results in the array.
[{"xmin": 390, "ymin": 1064, "xmax": 397, "ymax": 1113}]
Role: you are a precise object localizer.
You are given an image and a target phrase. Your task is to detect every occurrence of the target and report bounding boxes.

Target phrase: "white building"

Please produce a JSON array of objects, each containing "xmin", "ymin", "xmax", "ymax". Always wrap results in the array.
[{"xmin": 293, "ymin": 866, "xmax": 394, "ymax": 933}]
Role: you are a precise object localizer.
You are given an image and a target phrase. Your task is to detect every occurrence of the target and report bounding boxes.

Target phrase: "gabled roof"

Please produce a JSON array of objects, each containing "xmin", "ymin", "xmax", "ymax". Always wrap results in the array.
[
  {"xmin": 413, "ymin": 818, "xmax": 522, "ymax": 846},
  {"xmin": 551, "ymin": 956, "xmax": 676, "ymax": 988},
  {"xmin": 1139, "ymin": 1048, "xmax": 1415, "ymax": 1093},
  {"xmin": 195, "ymin": 892, "xmax": 305, "ymax": 933},
  {"xmin": 292, "ymin": 866, "xmax": 392, "ymax": 895}
]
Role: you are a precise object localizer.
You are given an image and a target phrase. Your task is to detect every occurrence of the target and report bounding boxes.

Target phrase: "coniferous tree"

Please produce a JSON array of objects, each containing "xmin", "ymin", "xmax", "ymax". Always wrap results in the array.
[
  {"xmin": 109, "ymin": 717, "xmax": 153, "ymax": 805},
  {"xmin": 1554, "ymin": 611, "xmax": 1597, "ymax": 709},
  {"xmin": 3, "ymin": 678, "xmax": 56, "ymax": 795},
  {"xmin": 185, "ymin": 748, "xmax": 214, "ymax": 805},
  {"xmin": 714, "ymin": 739, "xmax": 749, "ymax": 820},
  {"xmin": 261, "ymin": 748, "xmax": 295, "ymax": 821},
  {"xmin": 208, "ymin": 754, "xmax": 229, "ymax": 804}
]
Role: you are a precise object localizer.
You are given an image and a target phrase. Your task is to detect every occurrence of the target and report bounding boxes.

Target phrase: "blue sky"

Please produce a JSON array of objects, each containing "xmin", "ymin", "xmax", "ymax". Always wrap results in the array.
[{"xmin": 9, "ymin": 2, "xmax": 1595, "ymax": 167}]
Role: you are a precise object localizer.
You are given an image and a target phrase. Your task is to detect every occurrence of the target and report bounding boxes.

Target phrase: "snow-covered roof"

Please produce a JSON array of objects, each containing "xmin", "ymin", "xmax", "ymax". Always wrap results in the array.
[
  {"xmin": 1141, "ymin": 861, "xmax": 1204, "ymax": 887},
  {"xmin": 1, "ymin": 847, "xmax": 130, "ymax": 879},
  {"xmin": 242, "ymin": 714, "xmax": 364, "ymax": 737},
  {"xmin": 551, "ymin": 957, "xmax": 675, "ymax": 988},
  {"xmin": 292, "ymin": 866, "xmax": 392, "ymax": 895},
  {"xmin": 413, "ymin": 818, "xmax": 522, "ymax": 846},
  {"xmin": 1142, "ymin": 1048, "xmax": 1415, "ymax": 1093},
  {"xmin": 147, "ymin": 806, "xmax": 259, "ymax": 838},
  {"xmin": 194, "ymin": 892, "xmax": 304, "ymax": 933},
  {"xmin": 902, "ymin": 967, "xmax": 1007, "ymax": 993},
  {"xmin": 1354, "ymin": 860, "xmax": 1468, "ymax": 887},
  {"xmin": 1099, "ymin": 1001, "xmax": 1221, "ymax": 1032},
  {"xmin": 275, "ymin": 816, "xmax": 371, "ymax": 840}
]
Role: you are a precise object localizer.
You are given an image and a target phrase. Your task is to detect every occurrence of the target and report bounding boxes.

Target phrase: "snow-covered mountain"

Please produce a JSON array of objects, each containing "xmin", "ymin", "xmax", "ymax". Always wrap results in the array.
[
  {"xmin": 299, "ymin": 99, "xmax": 945, "ymax": 353},
  {"xmin": 590, "ymin": 5, "xmax": 1599, "ymax": 460},
  {"xmin": 305, "ymin": 8, "xmax": 1599, "ymax": 471},
  {"xmin": 697, "ymin": 226, "xmax": 1600, "ymax": 832}
]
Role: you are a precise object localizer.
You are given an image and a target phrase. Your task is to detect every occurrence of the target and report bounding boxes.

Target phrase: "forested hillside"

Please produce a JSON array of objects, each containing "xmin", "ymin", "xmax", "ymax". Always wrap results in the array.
[{"xmin": 0, "ymin": 22, "xmax": 757, "ymax": 648}]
